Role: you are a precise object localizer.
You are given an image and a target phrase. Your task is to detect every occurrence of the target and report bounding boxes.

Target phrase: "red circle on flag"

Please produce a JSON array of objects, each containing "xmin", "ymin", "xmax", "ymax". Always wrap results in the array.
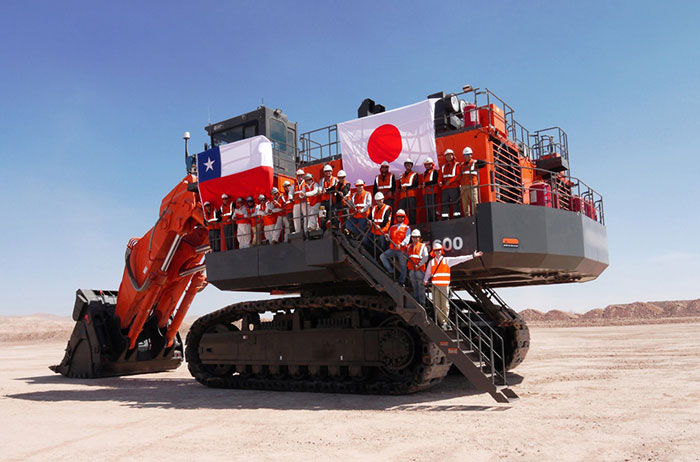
[{"xmin": 367, "ymin": 124, "xmax": 402, "ymax": 164}]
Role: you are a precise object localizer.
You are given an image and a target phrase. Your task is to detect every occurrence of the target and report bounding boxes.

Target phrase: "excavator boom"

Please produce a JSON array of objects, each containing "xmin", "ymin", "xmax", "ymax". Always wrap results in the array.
[{"xmin": 51, "ymin": 174, "xmax": 209, "ymax": 378}]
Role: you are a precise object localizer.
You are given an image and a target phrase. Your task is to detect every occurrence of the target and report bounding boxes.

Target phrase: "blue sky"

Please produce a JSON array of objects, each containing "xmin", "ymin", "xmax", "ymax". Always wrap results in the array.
[{"xmin": 1, "ymin": 0, "xmax": 699, "ymax": 316}]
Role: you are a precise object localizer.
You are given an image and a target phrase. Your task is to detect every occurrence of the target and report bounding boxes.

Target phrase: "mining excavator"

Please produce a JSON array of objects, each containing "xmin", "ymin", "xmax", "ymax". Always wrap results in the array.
[{"xmin": 52, "ymin": 87, "xmax": 608, "ymax": 403}]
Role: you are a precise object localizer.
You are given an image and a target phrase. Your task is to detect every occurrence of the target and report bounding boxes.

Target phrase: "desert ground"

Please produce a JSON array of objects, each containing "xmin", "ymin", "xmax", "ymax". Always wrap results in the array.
[{"xmin": 1, "ymin": 317, "xmax": 699, "ymax": 462}]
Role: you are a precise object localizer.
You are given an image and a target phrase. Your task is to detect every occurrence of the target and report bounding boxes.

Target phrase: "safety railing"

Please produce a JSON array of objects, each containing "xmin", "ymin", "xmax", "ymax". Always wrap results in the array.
[
  {"xmin": 427, "ymin": 286, "xmax": 508, "ymax": 386},
  {"xmin": 530, "ymin": 127, "xmax": 569, "ymax": 162},
  {"xmin": 299, "ymin": 124, "xmax": 341, "ymax": 165}
]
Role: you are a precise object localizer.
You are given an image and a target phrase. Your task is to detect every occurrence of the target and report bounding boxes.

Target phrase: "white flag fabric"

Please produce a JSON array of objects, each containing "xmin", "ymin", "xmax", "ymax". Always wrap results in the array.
[{"xmin": 337, "ymin": 99, "xmax": 438, "ymax": 186}]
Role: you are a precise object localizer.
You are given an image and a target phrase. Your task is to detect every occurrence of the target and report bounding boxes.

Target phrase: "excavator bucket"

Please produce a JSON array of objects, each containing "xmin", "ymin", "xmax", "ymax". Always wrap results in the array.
[{"xmin": 50, "ymin": 289, "xmax": 183, "ymax": 378}]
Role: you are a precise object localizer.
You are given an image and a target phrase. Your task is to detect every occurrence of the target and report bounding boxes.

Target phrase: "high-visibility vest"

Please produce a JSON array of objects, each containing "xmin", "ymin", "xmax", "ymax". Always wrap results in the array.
[
  {"xmin": 370, "ymin": 204, "xmax": 391, "ymax": 235},
  {"xmin": 220, "ymin": 202, "xmax": 233, "ymax": 225},
  {"xmin": 423, "ymin": 168, "xmax": 439, "ymax": 194},
  {"xmin": 441, "ymin": 162, "xmax": 459, "ymax": 188},
  {"xmin": 429, "ymin": 256, "xmax": 451, "ymax": 286},
  {"xmin": 234, "ymin": 206, "xmax": 249, "ymax": 225},
  {"xmin": 375, "ymin": 174, "xmax": 395, "ymax": 199},
  {"xmin": 262, "ymin": 207, "xmax": 277, "ymax": 226},
  {"xmin": 351, "ymin": 190, "xmax": 370, "ymax": 219},
  {"xmin": 400, "ymin": 171, "xmax": 418, "ymax": 198},
  {"xmin": 388, "ymin": 223, "xmax": 410, "ymax": 250},
  {"xmin": 407, "ymin": 241, "xmax": 427, "ymax": 271},
  {"xmin": 293, "ymin": 181, "xmax": 305, "ymax": 204},
  {"xmin": 304, "ymin": 182, "xmax": 321, "ymax": 206},
  {"xmin": 246, "ymin": 205, "xmax": 258, "ymax": 225},
  {"xmin": 280, "ymin": 193, "xmax": 293, "ymax": 214},
  {"xmin": 460, "ymin": 159, "xmax": 478, "ymax": 186},
  {"xmin": 321, "ymin": 176, "xmax": 338, "ymax": 202},
  {"xmin": 204, "ymin": 208, "xmax": 219, "ymax": 228}
]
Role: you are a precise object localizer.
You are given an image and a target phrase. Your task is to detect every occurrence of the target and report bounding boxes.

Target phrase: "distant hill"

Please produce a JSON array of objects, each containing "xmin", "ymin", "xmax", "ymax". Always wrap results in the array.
[{"xmin": 520, "ymin": 299, "xmax": 700, "ymax": 326}]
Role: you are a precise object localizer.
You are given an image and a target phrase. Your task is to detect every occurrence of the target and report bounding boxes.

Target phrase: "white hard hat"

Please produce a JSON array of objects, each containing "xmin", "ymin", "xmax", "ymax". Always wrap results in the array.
[
  {"xmin": 444, "ymin": 149, "xmax": 454, "ymax": 156},
  {"xmin": 258, "ymin": 194, "xmax": 266, "ymax": 200},
  {"xmin": 424, "ymin": 157, "xmax": 434, "ymax": 164},
  {"xmin": 411, "ymin": 229, "xmax": 421, "ymax": 237},
  {"xmin": 463, "ymin": 147, "xmax": 473, "ymax": 155},
  {"xmin": 355, "ymin": 179, "xmax": 365, "ymax": 186},
  {"xmin": 380, "ymin": 161, "xmax": 390, "ymax": 167},
  {"xmin": 433, "ymin": 242, "xmax": 443, "ymax": 251},
  {"xmin": 296, "ymin": 169, "xmax": 305, "ymax": 175},
  {"xmin": 221, "ymin": 193, "xmax": 229, "ymax": 199},
  {"xmin": 283, "ymin": 180, "xmax": 291, "ymax": 186},
  {"xmin": 396, "ymin": 209, "xmax": 406, "ymax": 216},
  {"xmin": 203, "ymin": 201, "xmax": 211, "ymax": 206},
  {"xmin": 338, "ymin": 170, "xmax": 347, "ymax": 177},
  {"xmin": 304, "ymin": 173, "xmax": 313, "ymax": 180},
  {"xmin": 374, "ymin": 192, "xmax": 384, "ymax": 200},
  {"xmin": 323, "ymin": 164, "xmax": 333, "ymax": 172},
  {"xmin": 404, "ymin": 158, "xmax": 414, "ymax": 165},
  {"xmin": 271, "ymin": 187, "xmax": 279, "ymax": 194}
]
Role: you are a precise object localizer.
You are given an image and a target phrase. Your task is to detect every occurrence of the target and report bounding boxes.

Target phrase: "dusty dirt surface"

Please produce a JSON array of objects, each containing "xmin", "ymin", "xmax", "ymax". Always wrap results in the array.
[{"xmin": 1, "ymin": 322, "xmax": 699, "ymax": 461}]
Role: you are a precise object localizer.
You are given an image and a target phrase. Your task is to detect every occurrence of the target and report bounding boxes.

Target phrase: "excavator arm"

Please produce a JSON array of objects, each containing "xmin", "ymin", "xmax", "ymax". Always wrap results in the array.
[{"xmin": 51, "ymin": 174, "xmax": 210, "ymax": 378}]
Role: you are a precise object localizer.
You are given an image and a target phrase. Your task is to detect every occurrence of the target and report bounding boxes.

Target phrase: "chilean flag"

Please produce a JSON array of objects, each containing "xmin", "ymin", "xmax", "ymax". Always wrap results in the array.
[
  {"xmin": 196, "ymin": 135, "xmax": 274, "ymax": 207},
  {"xmin": 337, "ymin": 99, "xmax": 438, "ymax": 186}
]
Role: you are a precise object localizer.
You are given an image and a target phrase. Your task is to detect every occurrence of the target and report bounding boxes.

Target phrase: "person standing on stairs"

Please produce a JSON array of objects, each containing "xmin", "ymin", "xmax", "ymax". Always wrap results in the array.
[{"xmin": 424, "ymin": 243, "xmax": 483, "ymax": 328}]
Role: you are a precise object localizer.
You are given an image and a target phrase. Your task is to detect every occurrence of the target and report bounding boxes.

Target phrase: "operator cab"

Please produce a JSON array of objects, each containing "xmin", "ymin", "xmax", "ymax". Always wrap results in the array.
[{"xmin": 205, "ymin": 106, "xmax": 298, "ymax": 176}]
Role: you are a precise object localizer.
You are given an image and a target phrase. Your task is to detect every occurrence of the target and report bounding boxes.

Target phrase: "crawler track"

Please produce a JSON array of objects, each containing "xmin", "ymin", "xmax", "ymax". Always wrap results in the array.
[{"xmin": 186, "ymin": 295, "xmax": 452, "ymax": 394}]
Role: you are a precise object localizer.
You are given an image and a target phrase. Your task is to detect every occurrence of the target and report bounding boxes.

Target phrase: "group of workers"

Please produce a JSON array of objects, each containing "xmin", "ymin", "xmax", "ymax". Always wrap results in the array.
[{"xmin": 201, "ymin": 147, "xmax": 482, "ymax": 328}]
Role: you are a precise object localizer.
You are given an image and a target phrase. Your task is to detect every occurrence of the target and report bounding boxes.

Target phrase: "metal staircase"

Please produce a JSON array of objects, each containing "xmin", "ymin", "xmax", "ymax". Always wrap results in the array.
[{"xmin": 334, "ymin": 230, "xmax": 519, "ymax": 403}]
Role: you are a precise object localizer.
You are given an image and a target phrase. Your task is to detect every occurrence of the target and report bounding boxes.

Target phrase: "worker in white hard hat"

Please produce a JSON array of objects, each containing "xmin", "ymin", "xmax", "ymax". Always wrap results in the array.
[
  {"xmin": 203, "ymin": 201, "xmax": 221, "ymax": 252},
  {"xmin": 345, "ymin": 178, "xmax": 371, "ymax": 238},
  {"xmin": 252, "ymin": 194, "xmax": 266, "ymax": 246},
  {"xmin": 281, "ymin": 180, "xmax": 293, "ymax": 241},
  {"xmin": 233, "ymin": 197, "xmax": 251, "ymax": 249},
  {"xmin": 333, "ymin": 170, "xmax": 351, "ymax": 228},
  {"xmin": 320, "ymin": 164, "xmax": 338, "ymax": 230},
  {"xmin": 261, "ymin": 188, "xmax": 281, "ymax": 244},
  {"xmin": 398, "ymin": 158, "xmax": 419, "ymax": 224},
  {"xmin": 421, "ymin": 157, "xmax": 439, "ymax": 222},
  {"xmin": 366, "ymin": 191, "xmax": 392, "ymax": 251},
  {"xmin": 406, "ymin": 229, "xmax": 429, "ymax": 304},
  {"xmin": 292, "ymin": 169, "xmax": 306, "ymax": 233},
  {"xmin": 441, "ymin": 149, "xmax": 461, "ymax": 219},
  {"xmin": 459, "ymin": 147, "xmax": 479, "ymax": 216},
  {"xmin": 301, "ymin": 173, "xmax": 321, "ymax": 232},
  {"xmin": 373, "ymin": 160, "xmax": 396, "ymax": 209},
  {"xmin": 219, "ymin": 193, "xmax": 235, "ymax": 250},
  {"xmin": 424, "ymin": 243, "xmax": 483, "ymax": 329},
  {"xmin": 379, "ymin": 209, "xmax": 410, "ymax": 286}
]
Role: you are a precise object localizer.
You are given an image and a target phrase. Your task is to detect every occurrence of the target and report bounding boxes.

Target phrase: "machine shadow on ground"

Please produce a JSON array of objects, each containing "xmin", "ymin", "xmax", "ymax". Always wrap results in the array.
[{"xmin": 7, "ymin": 372, "xmax": 523, "ymax": 412}]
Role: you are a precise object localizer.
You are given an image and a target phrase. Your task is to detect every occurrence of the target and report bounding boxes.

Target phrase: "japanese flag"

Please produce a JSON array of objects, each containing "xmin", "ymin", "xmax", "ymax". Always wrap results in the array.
[{"xmin": 337, "ymin": 99, "xmax": 438, "ymax": 185}]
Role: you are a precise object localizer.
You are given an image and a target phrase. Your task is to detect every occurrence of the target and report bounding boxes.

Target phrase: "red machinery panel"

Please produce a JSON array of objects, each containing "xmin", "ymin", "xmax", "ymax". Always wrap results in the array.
[{"xmin": 530, "ymin": 182, "xmax": 552, "ymax": 207}]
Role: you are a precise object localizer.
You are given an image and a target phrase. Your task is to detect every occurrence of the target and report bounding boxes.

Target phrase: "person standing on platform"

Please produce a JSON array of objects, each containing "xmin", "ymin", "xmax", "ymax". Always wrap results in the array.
[
  {"xmin": 219, "ymin": 193, "xmax": 234, "ymax": 250},
  {"xmin": 280, "ymin": 181, "xmax": 293, "ymax": 241},
  {"xmin": 424, "ymin": 243, "xmax": 483, "ymax": 328},
  {"xmin": 421, "ymin": 157, "xmax": 439, "ymax": 222},
  {"xmin": 292, "ymin": 169, "xmax": 305, "ymax": 233},
  {"xmin": 366, "ymin": 192, "xmax": 392, "ymax": 251},
  {"xmin": 373, "ymin": 161, "xmax": 396, "ymax": 209},
  {"xmin": 333, "ymin": 170, "xmax": 351, "ymax": 228},
  {"xmin": 245, "ymin": 196, "xmax": 260, "ymax": 246},
  {"xmin": 379, "ymin": 209, "xmax": 410, "ymax": 285},
  {"xmin": 460, "ymin": 147, "xmax": 479, "ymax": 217},
  {"xmin": 398, "ymin": 158, "xmax": 419, "ymax": 224},
  {"xmin": 406, "ymin": 229, "xmax": 429, "ymax": 305},
  {"xmin": 302, "ymin": 173, "xmax": 321, "ymax": 232},
  {"xmin": 440, "ymin": 149, "xmax": 461, "ymax": 219},
  {"xmin": 234, "ymin": 198, "xmax": 252, "ymax": 249},
  {"xmin": 346, "ymin": 179, "xmax": 371, "ymax": 238},
  {"xmin": 203, "ymin": 201, "xmax": 221, "ymax": 252},
  {"xmin": 320, "ymin": 164, "xmax": 338, "ymax": 230}
]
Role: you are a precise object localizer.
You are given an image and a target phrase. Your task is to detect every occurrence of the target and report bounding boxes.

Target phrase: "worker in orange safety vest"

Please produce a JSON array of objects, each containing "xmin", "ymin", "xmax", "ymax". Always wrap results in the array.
[
  {"xmin": 424, "ymin": 243, "xmax": 483, "ymax": 328},
  {"xmin": 291, "ymin": 169, "xmax": 306, "ymax": 233},
  {"xmin": 421, "ymin": 157, "xmax": 439, "ymax": 223},
  {"xmin": 365, "ymin": 192, "xmax": 392, "ymax": 251},
  {"xmin": 281, "ymin": 180, "xmax": 294, "ymax": 240},
  {"xmin": 234, "ymin": 197, "xmax": 252, "ymax": 249},
  {"xmin": 345, "ymin": 179, "xmax": 371, "ymax": 238},
  {"xmin": 398, "ymin": 158, "xmax": 419, "ymax": 224},
  {"xmin": 406, "ymin": 229, "xmax": 429, "ymax": 304},
  {"xmin": 219, "ymin": 193, "xmax": 234, "ymax": 251},
  {"xmin": 459, "ymin": 147, "xmax": 479, "ymax": 217},
  {"xmin": 440, "ymin": 149, "xmax": 461, "ymax": 219},
  {"xmin": 320, "ymin": 164, "xmax": 338, "ymax": 230},
  {"xmin": 379, "ymin": 209, "xmax": 410, "ymax": 285},
  {"xmin": 203, "ymin": 201, "xmax": 221, "ymax": 252},
  {"xmin": 373, "ymin": 161, "xmax": 396, "ymax": 209},
  {"xmin": 301, "ymin": 173, "xmax": 321, "ymax": 232}
]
